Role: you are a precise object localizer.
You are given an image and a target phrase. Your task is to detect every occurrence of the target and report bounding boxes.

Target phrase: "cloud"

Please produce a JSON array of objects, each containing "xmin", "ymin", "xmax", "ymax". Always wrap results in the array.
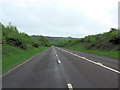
[
  {"xmin": 58, "ymin": 0, "xmax": 119, "ymax": 27},
  {"xmin": 0, "ymin": 0, "xmax": 119, "ymax": 37}
]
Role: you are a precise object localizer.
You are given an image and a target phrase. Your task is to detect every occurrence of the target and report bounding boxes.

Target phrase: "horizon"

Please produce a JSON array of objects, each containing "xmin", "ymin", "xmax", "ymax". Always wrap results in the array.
[
  {"xmin": 1, "ymin": 22, "xmax": 117, "ymax": 39},
  {"xmin": 0, "ymin": 0, "xmax": 119, "ymax": 38}
]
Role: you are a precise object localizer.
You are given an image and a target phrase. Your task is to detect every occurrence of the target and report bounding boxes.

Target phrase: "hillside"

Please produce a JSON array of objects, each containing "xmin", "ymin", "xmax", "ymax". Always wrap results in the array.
[
  {"xmin": 56, "ymin": 28, "xmax": 120, "ymax": 59},
  {"xmin": 1, "ymin": 22, "xmax": 49, "ymax": 73},
  {"xmin": 2, "ymin": 44, "xmax": 47, "ymax": 73},
  {"xmin": 31, "ymin": 35, "xmax": 74, "ymax": 42},
  {"xmin": 45, "ymin": 36, "xmax": 71, "ymax": 42},
  {"xmin": 2, "ymin": 22, "xmax": 51, "ymax": 49}
]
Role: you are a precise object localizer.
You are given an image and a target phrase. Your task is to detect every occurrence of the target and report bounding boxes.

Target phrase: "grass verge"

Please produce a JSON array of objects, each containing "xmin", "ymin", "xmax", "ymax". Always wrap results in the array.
[
  {"xmin": 64, "ymin": 44, "xmax": 119, "ymax": 59},
  {"xmin": 2, "ymin": 44, "xmax": 48, "ymax": 73}
]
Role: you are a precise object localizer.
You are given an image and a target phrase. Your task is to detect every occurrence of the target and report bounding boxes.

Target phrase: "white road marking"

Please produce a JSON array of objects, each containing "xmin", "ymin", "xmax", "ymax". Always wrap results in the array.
[
  {"xmin": 58, "ymin": 60, "xmax": 61, "ymax": 64},
  {"xmin": 97, "ymin": 63, "xmax": 120, "ymax": 73},
  {"xmin": 53, "ymin": 46, "xmax": 57, "ymax": 55},
  {"xmin": 67, "ymin": 83, "xmax": 73, "ymax": 90},
  {"xmin": 57, "ymin": 47, "xmax": 120, "ymax": 74},
  {"xmin": 96, "ymin": 62, "xmax": 103, "ymax": 65},
  {"xmin": 0, "ymin": 52, "xmax": 42, "ymax": 78},
  {"xmin": 53, "ymin": 47, "xmax": 61, "ymax": 64}
]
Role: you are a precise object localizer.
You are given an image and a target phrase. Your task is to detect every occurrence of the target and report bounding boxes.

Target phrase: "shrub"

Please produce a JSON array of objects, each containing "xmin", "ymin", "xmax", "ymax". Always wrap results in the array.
[{"xmin": 1, "ymin": 22, "xmax": 51, "ymax": 49}]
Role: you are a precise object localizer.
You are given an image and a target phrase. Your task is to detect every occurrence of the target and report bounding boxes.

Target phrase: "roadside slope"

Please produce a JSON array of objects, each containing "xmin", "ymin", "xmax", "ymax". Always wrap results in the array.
[
  {"xmin": 63, "ymin": 44, "xmax": 119, "ymax": 59},
  {"xmin": 56, "ymin": 29, "xmax": 119, "ymax": 59},
  {"xmin": 2, "ymin": 44, "xmax": 48, "ymax": 73}
]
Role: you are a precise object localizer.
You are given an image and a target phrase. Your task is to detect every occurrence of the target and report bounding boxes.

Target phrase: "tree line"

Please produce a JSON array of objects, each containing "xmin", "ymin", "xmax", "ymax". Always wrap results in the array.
[
  {"xmin": 1, "ymin": 22, "xmax": 120, "ymax": 51},
  {"xmin": 56, "ymin": 28, "xmax": 120, "ymax": 51},
  {"xmin": 1, "ymin": 22, "xmax": 51, "ymax": 50}
]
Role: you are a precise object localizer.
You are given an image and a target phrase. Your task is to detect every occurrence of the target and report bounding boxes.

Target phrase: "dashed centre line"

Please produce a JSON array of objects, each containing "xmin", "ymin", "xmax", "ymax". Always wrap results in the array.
[
  {"xmin": 58, "ymin": 60, "xmax": 61, "ymax": 64},
  {"xmin": 53, "ymin": 46, "xmax": 73, "ymax": 89},
  {"xmin": 53, "ymin": 46, "xmax": 61, "ymax": 64},
  {"xmin": 67, "ymin": 83, "xmax": 73, "ymax": 90}
]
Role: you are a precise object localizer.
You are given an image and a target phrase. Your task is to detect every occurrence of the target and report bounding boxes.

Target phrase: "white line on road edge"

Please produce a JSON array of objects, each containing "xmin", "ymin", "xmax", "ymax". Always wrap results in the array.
[
  {"xmin": 96, "ymin": 62, "xmax": 103, "ymax": 65},
  {"xmin": 67, "ymin": 83, "xmax": 73, "ymax": 90},
  {"xmin": 0, "ymin": 51, "xmax": 43, "ymax": 78},
  {"xmin": 57, "ymin": 47, "xmax": 120, "ymax": 74}
]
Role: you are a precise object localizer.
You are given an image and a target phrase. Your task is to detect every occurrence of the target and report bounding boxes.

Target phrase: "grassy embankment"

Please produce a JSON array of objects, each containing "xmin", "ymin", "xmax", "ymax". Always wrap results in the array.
[
  {"xmin": 64, "ymin": 44, "xmax": 119, "ymax": 59},
  {"xmin": 1, "ymin": 22, "xmax": 50, "ymax": 74},
  {"xmin": 0, "ymin": 45, "xmax": 2, "ymax": 75},
  {"xmin": 56, "ymin": 29, "xmax": 119, "ymax": 59},
  {"xmin": 2, "ymin": 44, "xmax": 48, "ymax": 73}
]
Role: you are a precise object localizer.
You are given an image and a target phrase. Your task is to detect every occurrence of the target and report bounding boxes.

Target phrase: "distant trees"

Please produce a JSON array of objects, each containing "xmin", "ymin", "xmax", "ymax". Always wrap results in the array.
[
  {"xmin": 1, "ymin": 22, "xmax": 51, "ymax": 49},
  {"xmin": 38, "ymin": 36, "xmax": 50, "ymax": 47},
  {"xmin": 55, "ymin": 38, "xmax": 81, "ymax": 47}
]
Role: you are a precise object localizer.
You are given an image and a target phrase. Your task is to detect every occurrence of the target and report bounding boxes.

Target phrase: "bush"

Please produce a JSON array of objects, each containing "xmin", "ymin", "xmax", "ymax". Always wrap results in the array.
[
  {"xmin": 56, "ymin": 28, "xmax": 120, "ymax": 51},
  {"xmin": 1, "ymin": 22, "xmax": 51, "ymax": 49}
]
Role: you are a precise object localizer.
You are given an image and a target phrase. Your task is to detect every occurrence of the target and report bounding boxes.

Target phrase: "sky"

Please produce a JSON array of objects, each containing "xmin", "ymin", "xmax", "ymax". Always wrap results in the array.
[{"xmin": 0, "ymin": 0, "xmax": 119, "ymax": 38}]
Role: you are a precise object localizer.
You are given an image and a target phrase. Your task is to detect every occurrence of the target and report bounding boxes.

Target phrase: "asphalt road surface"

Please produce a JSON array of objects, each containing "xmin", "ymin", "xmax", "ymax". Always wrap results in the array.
[{"xmin": 2, "ymin": 46, "xmax": 119, "ymax": 88}]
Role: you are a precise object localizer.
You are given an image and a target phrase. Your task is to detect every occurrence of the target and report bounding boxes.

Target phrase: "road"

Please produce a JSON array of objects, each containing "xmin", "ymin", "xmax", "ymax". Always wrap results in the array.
[{"xmin": 2, "ymin": 46, "xmax": 119, "ymax": 88}]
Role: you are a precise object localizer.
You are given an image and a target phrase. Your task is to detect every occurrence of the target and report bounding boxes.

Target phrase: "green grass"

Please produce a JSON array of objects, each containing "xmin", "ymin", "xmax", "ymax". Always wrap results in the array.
[
  {"xmin": 0, "ymin": 44, "xmax": 2, "ymax": 75},
  {"xmin": 64, "ymin": 44, "xmax": 119, "ymax": 59},
  {"xmin": 2, "ymin": 44, "xmax": 48, "ymax": 73}
]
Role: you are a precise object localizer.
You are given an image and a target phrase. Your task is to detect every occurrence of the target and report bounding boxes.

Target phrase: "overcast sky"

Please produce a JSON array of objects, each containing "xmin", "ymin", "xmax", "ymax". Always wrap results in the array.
[{"xmin": 0, "ymin": 0, "xmax": 119, "ymax": 38}]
